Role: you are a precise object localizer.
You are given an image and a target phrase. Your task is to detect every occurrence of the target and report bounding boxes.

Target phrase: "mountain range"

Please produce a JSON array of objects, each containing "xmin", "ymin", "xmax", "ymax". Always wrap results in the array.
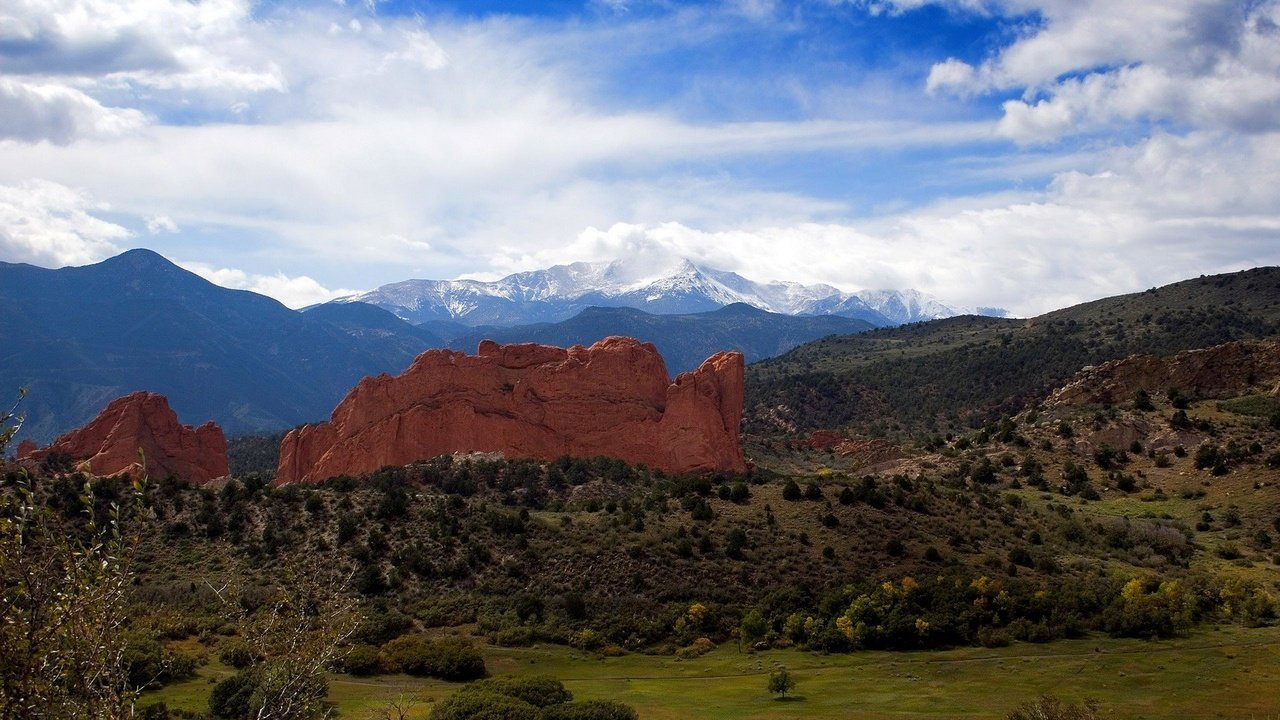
[
  {"xmin": 9, "ymin": 248, "xmax": 1271, "ymax": 449},
  {"xmin": 1, "ymin": 250, "xmax": 873, "ymax": 445},
  {"xmin": 337, "ymin": 257, "xmax": 997, "ymax": 327}
]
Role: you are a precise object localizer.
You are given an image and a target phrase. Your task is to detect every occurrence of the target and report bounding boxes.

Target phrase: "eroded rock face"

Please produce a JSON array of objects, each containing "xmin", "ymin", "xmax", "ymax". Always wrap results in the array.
[
  {"xmin": 18, "ymin": 392, "xmax": 229, "ymax": 483},
  {"xmin": 1047, "ymin": 339, "xmax": 1280, "ymax": 407},
  {"xmin": 276, "ymin": 337, "xmax": 745, "ymax": 483}
]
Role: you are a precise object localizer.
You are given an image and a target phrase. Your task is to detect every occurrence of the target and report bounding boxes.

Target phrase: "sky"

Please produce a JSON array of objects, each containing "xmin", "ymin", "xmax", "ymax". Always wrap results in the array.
[{"xmin": 1, "ymin": 0, "xmax": 1278, "ymax": 315}]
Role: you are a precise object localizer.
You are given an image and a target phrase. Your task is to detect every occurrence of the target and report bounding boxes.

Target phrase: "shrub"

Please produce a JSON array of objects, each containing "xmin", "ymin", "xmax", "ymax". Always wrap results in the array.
[
  {"xmin": 378, "ymin": 636, "xmax": 487, "ymax": 681},
  {"xmin": 209, "ymin": 668, "xmax": 260, "ymax": 719},
  {"xmin": 1006, "ymin": 696, "xmax": 1103, "ymax": 720},
  {"xmin": 340, "ymin": 644, "xmax": 382, "ymax": 676},
  {"xmin": 675, "ymin": 637, "xmax": 715, "ymax": 659},
  {"xmin": 782, "ymin": 480, "xmax": 801, "ymax": 501},
  {"xmin": 464, "ymin": 677, "xmax": 572, "ymax": 707},
  {"xmin": 430, "ymin": 691, "xmax": 538, "ymax": 720},
  {"xmin": 218, "ymin": 640, "xmax": 262, "ymax": 670},
  {"xmin": 1133, "ymin": 390, "xmax": 1155, "ymax": 412},
  {"xmin": 541, "ymin": 701, "xmax": 638, "ymax": 720},
  {"xmin": 354, "ymin": 608, "xmax": 413, "ymax": 646}
]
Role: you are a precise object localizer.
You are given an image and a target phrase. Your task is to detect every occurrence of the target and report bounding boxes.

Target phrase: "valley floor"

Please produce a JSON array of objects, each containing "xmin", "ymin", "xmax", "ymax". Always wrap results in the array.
[{"xmin": 149, "ymin": 625, "xmax": 1280, "ymax": 720}]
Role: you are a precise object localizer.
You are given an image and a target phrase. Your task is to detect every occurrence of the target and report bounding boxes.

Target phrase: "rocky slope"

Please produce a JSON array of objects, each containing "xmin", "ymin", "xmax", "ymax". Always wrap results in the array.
[
  {"xmin": 1047, "ymin": 338, "xmax": 1280, "ymax": 407},
  {"xmin": 18, "ymin": 391, "xmax": 229, "ymax": 483},
  {"xmin": 276, "ymin": 337, "xmax": 745, "ymax": 483}
]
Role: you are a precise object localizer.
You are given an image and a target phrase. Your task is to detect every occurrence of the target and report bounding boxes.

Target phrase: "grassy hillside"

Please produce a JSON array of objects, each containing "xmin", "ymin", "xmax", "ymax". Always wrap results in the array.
[{"xmin": 745, "ymin": 267, "xmax": 1280, "ymax": 437}]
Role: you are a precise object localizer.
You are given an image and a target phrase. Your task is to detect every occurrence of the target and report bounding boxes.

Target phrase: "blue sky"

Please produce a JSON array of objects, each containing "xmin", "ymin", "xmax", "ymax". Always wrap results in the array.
[{"xmin": 1, "ymin": 0, "xmax": 1278, "ymax": 314}]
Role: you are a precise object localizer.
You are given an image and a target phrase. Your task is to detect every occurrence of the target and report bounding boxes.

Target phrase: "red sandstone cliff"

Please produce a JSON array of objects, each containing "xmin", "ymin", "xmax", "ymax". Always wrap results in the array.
[
  {"xmin": 1046, "ymin": 338, "xmax": 1280, "ymax": 407},
  {"xmin": 276, "ymin": 337, "xmax": 745, "ymax": 483},
  {"xmin": 18, "ymin": 392, "xmax": 229, "ymax": 483}
]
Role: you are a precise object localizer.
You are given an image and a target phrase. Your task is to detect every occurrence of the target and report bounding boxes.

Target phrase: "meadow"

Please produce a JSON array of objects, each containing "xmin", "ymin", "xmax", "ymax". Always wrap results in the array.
[{"xmin": 148, "ymin": 625, "xmax": 1280, "ymax": 720}]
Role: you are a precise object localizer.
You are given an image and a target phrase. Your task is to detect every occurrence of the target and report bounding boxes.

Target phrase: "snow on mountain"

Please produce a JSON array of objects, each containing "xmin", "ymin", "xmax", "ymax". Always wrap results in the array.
[{"xmin": 338, "ymin": 257, "xmax": 999, "ymax": 327}]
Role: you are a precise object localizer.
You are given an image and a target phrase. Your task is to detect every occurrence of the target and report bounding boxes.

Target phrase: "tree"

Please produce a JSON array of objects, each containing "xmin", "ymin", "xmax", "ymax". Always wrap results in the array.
[
  {"xmin": 206, "ymin": 567, "xmax": 360, "ymax": 719},
  {"xmin": 0, "ymin": 392, "xmax": 143, "ymax": 720},
  {"xmin": 768, "ymin": 668, "xmax": 796, "ymax": 698},
  {"xmin": 740, "ymin": 610, "xmax": 767, "ymax": 650}
]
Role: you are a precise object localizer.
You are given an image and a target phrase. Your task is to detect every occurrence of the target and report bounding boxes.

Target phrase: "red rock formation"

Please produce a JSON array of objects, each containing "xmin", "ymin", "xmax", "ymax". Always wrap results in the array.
[
  {"xmin": 276, "ymin": 337, "xmax": 745, "ymax": 484},
  {"xmin": 18, "ymin": 392, "xmax": 229, "ymax": 483},
  {"xmin": 1047, "ymin": 339, "xmax": 1280, "ymax": 407}
]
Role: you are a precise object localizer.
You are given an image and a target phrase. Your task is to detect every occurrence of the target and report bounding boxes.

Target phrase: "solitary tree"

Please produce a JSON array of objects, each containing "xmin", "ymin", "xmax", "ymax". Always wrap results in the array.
[{"xmin": 768, "ymin": 668, "xmax": 796, "ymax": 698}]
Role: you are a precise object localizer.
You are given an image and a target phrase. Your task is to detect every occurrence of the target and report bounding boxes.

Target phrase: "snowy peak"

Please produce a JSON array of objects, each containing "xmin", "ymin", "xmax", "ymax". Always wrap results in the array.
[{"xmin": 339, "ymin": 258, "xmax": 997, "ymax": 328}]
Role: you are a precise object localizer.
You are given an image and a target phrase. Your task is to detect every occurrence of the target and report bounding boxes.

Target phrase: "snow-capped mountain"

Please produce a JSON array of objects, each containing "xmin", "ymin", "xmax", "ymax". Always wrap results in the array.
[{"xmin": 337, "ymin": 258, "xmax": 1003, "ymax": 327}]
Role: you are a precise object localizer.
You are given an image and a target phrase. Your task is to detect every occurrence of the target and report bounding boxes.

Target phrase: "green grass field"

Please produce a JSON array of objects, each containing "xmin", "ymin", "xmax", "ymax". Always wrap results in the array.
[{"xmin": 147, "ymin": 625, "xmax": 1280, "ymax": 720}]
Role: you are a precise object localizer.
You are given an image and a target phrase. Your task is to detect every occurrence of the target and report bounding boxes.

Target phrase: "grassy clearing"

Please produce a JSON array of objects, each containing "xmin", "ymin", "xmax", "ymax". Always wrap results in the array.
[{"xmin": 146, "ymin": 626, "xmax": 1280, "ymax": 720}]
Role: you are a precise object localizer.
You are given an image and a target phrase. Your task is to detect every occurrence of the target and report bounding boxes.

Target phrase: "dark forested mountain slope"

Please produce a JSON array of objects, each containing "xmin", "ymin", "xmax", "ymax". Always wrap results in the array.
[
  {"xmin": 0, "ymin": 250, "xmax": 433, "ymax": 443},
  {"xmin": 745, "ymin": 267, "xmax": 1280, "ymax": 436},
  {"xmin": 445, "ymin": 304, "xmax": 875, "ymax": 373}
]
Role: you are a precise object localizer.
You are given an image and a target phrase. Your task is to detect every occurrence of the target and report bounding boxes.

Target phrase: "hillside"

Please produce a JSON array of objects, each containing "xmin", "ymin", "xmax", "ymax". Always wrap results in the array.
[
  {"xmin": 745, "ymin": 267, "xmax": 1280, "ymax": 437},
  {"xmin": 444, "ymin": 304, "xmax": 874, "ymax": 373},
  {"xmin": 90, "ymin": 357, "xmax": 1280, "ymax": 662},
  {"xmin": 0, "ymin": 250, "xmax": 433, "ymax": 443}
]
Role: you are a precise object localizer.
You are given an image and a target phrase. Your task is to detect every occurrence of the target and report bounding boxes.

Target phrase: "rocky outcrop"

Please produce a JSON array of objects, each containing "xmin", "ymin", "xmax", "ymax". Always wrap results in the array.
[
  {"xmin": 275, "ymin": 337, "xmax": 746, "ymax": 484},
  {"xmin": 1047, "ymin": 339, "xmax": 1280, "ymax": 407},
  {"xmin": 17, "ymin": 392, "xmax": 229, "ymax": 483}
]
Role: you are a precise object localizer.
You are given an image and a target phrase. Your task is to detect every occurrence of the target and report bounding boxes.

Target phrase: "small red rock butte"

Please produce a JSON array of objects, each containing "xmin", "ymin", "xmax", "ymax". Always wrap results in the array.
[
  {"xmin": 276, "ymin": 337, "xmax": 746, "ymax": 484},
  {"xmin": 18, "ymin": 391, "xmax": 229, "ymax": 484}
]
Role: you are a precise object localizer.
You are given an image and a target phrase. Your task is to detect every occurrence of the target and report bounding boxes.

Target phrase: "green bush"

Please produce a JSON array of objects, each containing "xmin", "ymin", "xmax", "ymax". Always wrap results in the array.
[
  {"xmin": 429, "ymin": 691, "xmax": 538, "ymax": 720},
  {"xmin": 781, "ymin": 480, "xmax": 801, "ymax": 501},
  {"xmin": 217, "ymin": 640, "xmax": 262, "ymax": 670},
  {"xmin": 340, "ymin": 644, "xmax": 382, "ymax": 676},
  {"xmin": 464, "ymin": 677, "xmax": 572, "ymax": 708},
  {"xmin": 540, "ymin": 700, "xmax": 638, "ymax": 720},
  {"xmin": 354, "ymin": 608, "xmax": 413, "ymax": 646},
  {"xmin": 209, "ymin": 668, "xmax": 260, "ymax": 719},
  {"xmin": 378, "ymin": 636, "xmax": 486, "ymax": 680}
]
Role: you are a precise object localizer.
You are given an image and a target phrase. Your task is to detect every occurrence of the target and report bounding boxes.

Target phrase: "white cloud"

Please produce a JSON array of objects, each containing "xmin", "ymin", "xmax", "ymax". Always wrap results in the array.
[
  {"xmin": 0, "ymin": 78, "xmax": 147, "ymax": 143},
  {"xmin": 924, "ymin": 0, "xmax": 1280, "ymax": 141},
  {"xmin": 0, "ymin": 179, "xmax": 129, "ymax": 267},
  {"xmin": 925, "ymin": 58, "xmax": 977, "ymax": 96},
  {"xmin": 0, "ymin": 0, "xmax": 282, "ymax": 142},
  {"xmin": 0, "ymin": 0, "xmax": 1274, "ymax": 320},
  {"xmin": 178, "ymin": 261, "xmax": 362, "ymax": 309},
  {"xmin": 144, "ymin": 214, "xmax": 177, "ymax": 234},
  {"xmin": 494, "ymin": 130, "xmax": 1280, "ymax": 316}
]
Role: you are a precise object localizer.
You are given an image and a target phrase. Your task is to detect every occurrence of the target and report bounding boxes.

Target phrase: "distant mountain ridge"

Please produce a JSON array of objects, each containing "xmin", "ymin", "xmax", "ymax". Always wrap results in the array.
[
  {"xmin": 1, "ymin": 250, "xmax": 879, "ymax": 444},
  {"xmin": 338, "ymin": 257, "xmax": 998, "ymax": 327},
  {"xmin": 439, "ymin": 303, "xmax": 875, "ymax": 373}
]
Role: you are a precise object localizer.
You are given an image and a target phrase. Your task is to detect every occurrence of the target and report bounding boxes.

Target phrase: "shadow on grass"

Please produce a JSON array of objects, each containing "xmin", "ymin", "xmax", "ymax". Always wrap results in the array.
[{"xmin": 773, "ymin": 696, "xmax": 806, "ymax": 703}]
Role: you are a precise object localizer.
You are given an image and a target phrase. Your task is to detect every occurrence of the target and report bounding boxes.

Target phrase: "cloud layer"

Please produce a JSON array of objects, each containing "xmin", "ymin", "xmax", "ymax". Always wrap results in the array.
[{"xmin": 0, "ymin": 0, "xmax": 1276, "ymax": 315}]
